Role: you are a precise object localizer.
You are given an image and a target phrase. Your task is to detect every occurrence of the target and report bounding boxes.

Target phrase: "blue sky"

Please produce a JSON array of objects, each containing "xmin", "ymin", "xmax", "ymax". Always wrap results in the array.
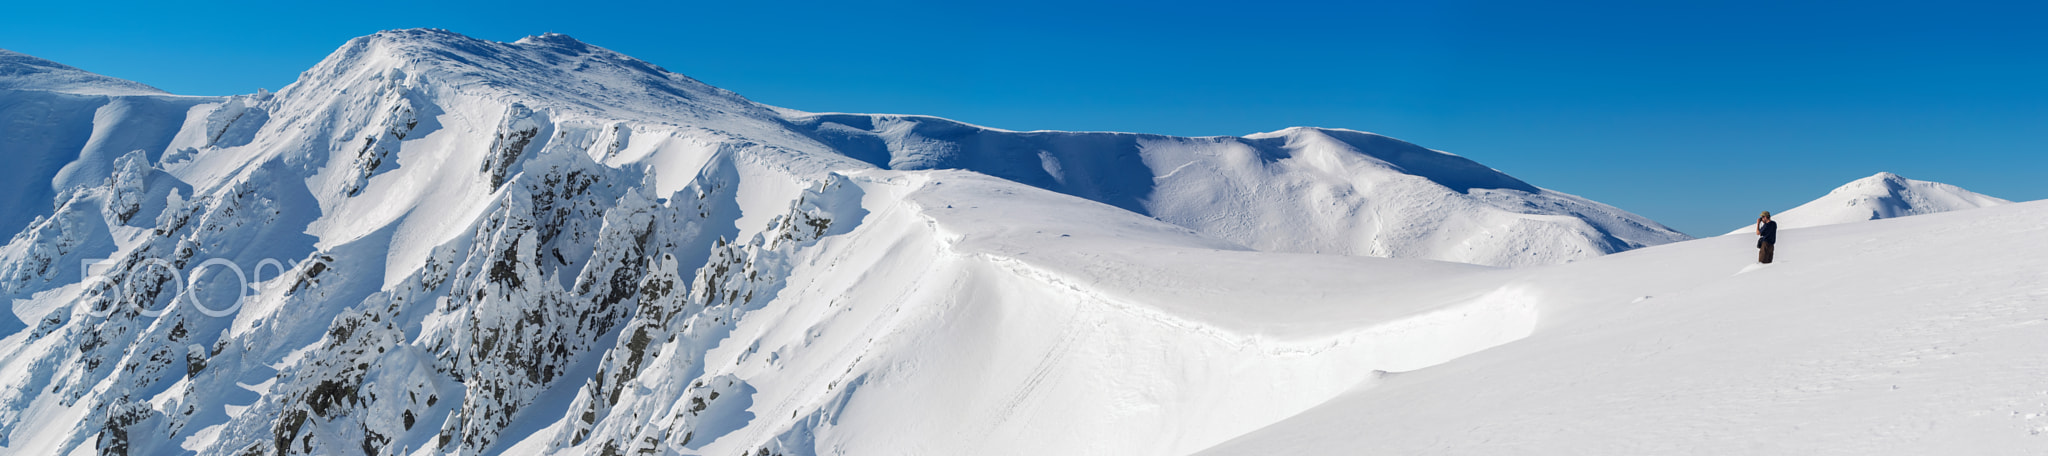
[{"xmin": 4, "ymin": 0, "xmax": 2041, "ymax": 236}]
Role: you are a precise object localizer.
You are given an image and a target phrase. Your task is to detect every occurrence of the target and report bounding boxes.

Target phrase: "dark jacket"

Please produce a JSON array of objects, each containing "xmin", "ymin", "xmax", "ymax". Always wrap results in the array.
[{"xmin": 1758, "ymin": 220, "xmax": 1778, "ymax": 245}]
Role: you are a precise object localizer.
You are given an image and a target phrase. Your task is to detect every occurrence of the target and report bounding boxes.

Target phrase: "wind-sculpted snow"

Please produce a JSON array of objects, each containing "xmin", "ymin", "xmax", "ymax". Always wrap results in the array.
[
  {"xmin": 635, "ymin": 170, "xmax": 1545, "ymax": 455},
  {"xmin": 0, "ymin": 29, "xmax": 1714, "ymax": 456}
]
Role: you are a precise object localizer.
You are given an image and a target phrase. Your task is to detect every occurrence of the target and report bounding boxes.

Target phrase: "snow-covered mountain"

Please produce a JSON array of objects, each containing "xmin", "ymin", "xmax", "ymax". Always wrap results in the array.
[
  {"xmin": 1727, "ymin": 172, "xmax": 2010, "ymax": 235},
  {"xmin": 0, "ymin": 28, "xmax": 1719, "ymax": 456},
  {"xmin": 778, "ymin": 113, "xmax": 1689, "ymax": 266}
]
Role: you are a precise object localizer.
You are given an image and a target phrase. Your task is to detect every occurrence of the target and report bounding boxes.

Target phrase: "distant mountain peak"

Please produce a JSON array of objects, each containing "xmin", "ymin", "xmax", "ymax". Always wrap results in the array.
[
  {"xmin": 1820, "ymin": 172, "xmax": 2006, "ymax": 211},
  {"xmin": 289, "ymin": 28, "xmax": 761, "ymax": 124},
  {"xmin": 1831, "ymin": 171, "xmax": 1904, "ymax": 189},
  {"xmin": 1731, "ymin": 172, "xmax": 2010, "ymax": 234},
  {"xmin": 514, "ymin": 31, "xmax": 591, "ymax": 47},
  {"xmin": 358, "ymin": 28, "xmax": 598, "ymax": 58},
  {"xmin": 335, "ymin": 28, "xmax": 624, "ymax": 70},
  {"xmin": 0, "ymin": 48, "xmax": 166, "ymax": 96}
]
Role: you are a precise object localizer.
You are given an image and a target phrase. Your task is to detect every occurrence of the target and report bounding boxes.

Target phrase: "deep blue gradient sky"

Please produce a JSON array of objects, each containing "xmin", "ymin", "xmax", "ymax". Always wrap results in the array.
[{"xmin": 4, "ymin": 0, "xmax": 2042, "ymax": 236}]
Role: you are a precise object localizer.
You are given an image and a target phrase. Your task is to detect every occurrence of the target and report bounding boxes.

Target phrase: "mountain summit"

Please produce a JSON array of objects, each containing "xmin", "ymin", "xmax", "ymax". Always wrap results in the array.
[{"xmin": 295, "ymin": 29, "xmax": 774, "ymax": 125}]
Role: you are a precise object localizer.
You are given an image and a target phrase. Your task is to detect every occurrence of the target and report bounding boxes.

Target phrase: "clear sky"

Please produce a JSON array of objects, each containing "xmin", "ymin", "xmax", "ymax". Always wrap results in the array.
[{"xmin": 4, "ymin": 0, "xmax": 2041, "ymax": 236}]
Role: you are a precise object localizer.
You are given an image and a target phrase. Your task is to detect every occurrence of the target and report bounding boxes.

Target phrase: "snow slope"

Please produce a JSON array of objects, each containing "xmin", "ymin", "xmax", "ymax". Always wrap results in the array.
[
  {"xmin": 1728, "ymin": 172, "xmax": 2010, "ymax": 235},
  {"xmin": 1204, "ymin": 199, "xmax": 2048, "ymax": 455},
  {"xmin": 0, "ymin": 49, "xmax": 219, "ymax": 237}
]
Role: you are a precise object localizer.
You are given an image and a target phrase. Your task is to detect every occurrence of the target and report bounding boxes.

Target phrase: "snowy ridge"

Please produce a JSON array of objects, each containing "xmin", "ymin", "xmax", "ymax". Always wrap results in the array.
[
  {"xmin": 0, "ymin": 29, "xmax": 1729, "ymax": 456},
  {"xmin": 780, "ymin": 112, "xmax": 1691, "ymax": 267},
  {"xmin": 585, "ymin": 169, "xmax": 1544, "ymax": 455},
  {"xmin": 1727, "ymin": 172, "xmax": 2010, "ymax": 235},
  {"xmin": 0, "ymin": 49, "xmax": 166, "ymax": 96}
]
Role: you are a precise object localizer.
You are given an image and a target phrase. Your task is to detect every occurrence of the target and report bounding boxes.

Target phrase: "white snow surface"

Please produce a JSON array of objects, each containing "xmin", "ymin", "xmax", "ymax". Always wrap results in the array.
[
  {"xmin": 1205, "ymin": 199, "xmax": 2048, "ymax": 455},
  {"xmin": 1727, "ymin": 171, "xmax": 2011, "ymax": 235},
  {"xmin": 0, "ymin": 29, "xmax": 2033, "ymax": 456}
]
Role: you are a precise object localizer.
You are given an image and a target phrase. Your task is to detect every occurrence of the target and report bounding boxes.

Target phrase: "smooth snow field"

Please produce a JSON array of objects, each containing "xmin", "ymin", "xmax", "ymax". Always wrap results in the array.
[
  {"xmin": 1205, "ymin": 199, "xmax": 2048, "ymax": 455},
  {"xmin": 0, "ymin": 30, "xmax": 2041, "ymax": 456}
]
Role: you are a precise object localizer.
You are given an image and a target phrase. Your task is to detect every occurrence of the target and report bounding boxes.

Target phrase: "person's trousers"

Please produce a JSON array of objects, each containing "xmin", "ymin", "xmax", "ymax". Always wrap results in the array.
[{"xmin": 1759, "ymin": 241, "xmax": 1775, "ymax": 264}]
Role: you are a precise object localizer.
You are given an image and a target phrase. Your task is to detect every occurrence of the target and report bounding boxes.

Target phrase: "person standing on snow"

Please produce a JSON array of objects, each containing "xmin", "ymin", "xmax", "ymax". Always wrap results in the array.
[{"xmin": 1756, "ymin": 211, "xmax": 1778, "ymax": 264}]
